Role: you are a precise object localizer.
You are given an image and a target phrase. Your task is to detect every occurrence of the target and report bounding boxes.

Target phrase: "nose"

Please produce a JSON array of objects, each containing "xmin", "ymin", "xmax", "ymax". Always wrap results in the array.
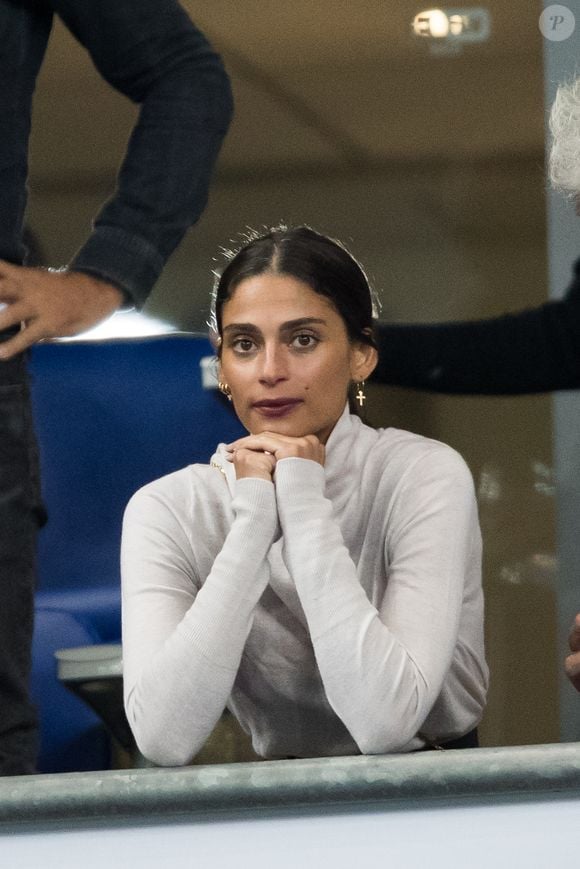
[{"xmin": 258, "ymin": 342, "xmax": 289, "ymax": 387}]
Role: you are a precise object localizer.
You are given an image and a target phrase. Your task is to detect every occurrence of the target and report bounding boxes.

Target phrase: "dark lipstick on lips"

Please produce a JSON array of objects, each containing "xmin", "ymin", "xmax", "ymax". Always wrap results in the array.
[{"xmin": 252, "ymin": 398, "xmax": 303, "ymax": 418}]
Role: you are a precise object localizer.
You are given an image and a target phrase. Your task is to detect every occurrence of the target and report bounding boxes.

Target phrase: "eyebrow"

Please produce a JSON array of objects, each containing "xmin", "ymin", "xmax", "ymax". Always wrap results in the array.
[{"xmin": 222, "ymin": 317, "xmax": 328, "ymax": 336}]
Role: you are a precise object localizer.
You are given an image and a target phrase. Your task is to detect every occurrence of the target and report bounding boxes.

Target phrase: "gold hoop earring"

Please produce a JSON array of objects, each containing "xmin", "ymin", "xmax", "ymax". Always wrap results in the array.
[
  {"xmin": 354, "ymin": 381, "xmax": 366, "ymax": 407},
  {"xmin": 218, "ymin": 381, "xmax": 232, "ymax": 401}
]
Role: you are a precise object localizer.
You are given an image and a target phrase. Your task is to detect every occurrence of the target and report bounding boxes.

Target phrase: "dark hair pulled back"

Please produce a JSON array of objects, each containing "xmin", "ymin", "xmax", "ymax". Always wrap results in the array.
[{"xmin": 210, "ymin": 225, "xmax": 379, "ymax": 353}]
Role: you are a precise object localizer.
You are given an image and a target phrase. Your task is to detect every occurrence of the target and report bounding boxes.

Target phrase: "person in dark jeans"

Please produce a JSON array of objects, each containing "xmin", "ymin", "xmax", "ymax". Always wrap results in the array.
[{"xmin": 0, "ymin": 0, "xmax": 233, "ymax": 775}]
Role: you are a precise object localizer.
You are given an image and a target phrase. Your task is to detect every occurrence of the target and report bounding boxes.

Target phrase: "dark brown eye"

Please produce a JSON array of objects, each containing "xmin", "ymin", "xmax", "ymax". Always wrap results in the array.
[
  {"xmin": 232, "ymin": 338, "xmax": 255, "ymax": 353},
  {"xmin": 292, "ymin": 334, "xmax": 318, "ymax": 349}
]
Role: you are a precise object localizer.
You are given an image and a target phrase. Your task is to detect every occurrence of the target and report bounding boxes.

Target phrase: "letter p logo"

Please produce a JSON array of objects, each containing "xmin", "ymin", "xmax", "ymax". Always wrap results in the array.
[{"xmin": 539, "ymin": 5, "xmax": 576, "ymax": 41}]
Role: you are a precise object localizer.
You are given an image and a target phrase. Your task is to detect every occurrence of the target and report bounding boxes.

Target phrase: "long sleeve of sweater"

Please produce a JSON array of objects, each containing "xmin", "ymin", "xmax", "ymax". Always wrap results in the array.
[
  {"xmin": 49, "ymin": 0, "xmax": 233, "ymax": 306},
  {"xmin": 373, "ymin": 259, "xmax": 580, "ymax": 395},
  {"xmin": 121, "ymin": 472, "xmax": 278, "ymax": 766},
  {"xmin": 274, "ymin": 449, "xmax": 480, "ymax": 753}
]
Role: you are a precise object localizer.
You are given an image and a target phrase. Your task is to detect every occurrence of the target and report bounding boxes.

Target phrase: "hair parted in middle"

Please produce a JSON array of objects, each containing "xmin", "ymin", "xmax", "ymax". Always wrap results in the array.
[{"xmin": 209, "ymin": 225, "xmax": 381, "ymax": 356}]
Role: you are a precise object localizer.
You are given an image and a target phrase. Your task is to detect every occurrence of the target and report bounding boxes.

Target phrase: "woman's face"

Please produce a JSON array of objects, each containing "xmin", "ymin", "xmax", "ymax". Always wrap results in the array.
[{"xmin": 219, "ymin": 272, "xmax": 376, "ymax": 443}]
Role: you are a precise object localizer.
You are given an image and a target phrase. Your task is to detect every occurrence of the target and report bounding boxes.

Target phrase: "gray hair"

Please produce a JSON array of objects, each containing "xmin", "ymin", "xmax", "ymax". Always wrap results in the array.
[{"xmin": 549, "ymin": 76, "xmax": 580, "ymax": 197}]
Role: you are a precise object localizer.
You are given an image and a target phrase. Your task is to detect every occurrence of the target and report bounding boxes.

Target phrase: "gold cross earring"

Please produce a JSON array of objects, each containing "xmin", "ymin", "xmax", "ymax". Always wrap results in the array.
[{"xmin": 355, "ymin": 381, "xmax": 366, "ymax": 407}]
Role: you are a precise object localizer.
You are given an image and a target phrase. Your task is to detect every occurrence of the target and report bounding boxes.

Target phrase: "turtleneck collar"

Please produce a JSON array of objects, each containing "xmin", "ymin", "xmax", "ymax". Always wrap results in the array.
[{"xmin": 210, "ymin": 403, "xmax": 368, "ymax": 501}]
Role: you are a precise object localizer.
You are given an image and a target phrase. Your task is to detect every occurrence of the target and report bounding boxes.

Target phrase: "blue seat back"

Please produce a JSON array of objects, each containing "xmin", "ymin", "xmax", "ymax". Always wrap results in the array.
[
  {"xmin": 29, "ymin": 334, "xmax": 245, "ymax": 592},
  {"xmin": 28, "ymin": 334, "xmax": 245, "ymax": 772}
]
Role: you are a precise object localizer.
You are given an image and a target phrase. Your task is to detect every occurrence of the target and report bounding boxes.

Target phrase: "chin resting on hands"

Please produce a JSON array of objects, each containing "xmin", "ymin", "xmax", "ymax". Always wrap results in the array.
[
  {"xmin": 226, "ymin": 431, "xmax": 325, "ymax": 480},
  {"xmin": 229, "ymin": 446, "xmax": 277, "ymax": 481}
]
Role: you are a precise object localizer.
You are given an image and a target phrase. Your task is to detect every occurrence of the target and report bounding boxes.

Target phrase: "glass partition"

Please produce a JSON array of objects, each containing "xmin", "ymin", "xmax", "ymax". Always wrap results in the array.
[{"xmin": 25, "ymin": 0, "xmax": 575, "ymax": 756}]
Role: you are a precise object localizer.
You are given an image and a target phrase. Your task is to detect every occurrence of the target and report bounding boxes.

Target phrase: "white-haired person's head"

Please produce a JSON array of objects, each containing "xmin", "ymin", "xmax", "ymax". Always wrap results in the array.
[{"xmin": 549, "ymin": 76, "xmax": 580, "ymax": 198}]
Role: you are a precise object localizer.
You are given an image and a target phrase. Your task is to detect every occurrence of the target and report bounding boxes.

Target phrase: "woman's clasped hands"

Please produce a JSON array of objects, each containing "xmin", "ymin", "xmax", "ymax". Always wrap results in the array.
[{"xmin": 225, "ymin": 432, "xmax": 325, "ymax": 481}]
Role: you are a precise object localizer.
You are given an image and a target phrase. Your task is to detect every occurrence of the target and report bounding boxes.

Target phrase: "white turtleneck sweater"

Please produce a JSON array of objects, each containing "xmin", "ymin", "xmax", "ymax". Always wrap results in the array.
[{"xmin": 121, "ymin": 405, "xmax": 488, "ymax": 766}]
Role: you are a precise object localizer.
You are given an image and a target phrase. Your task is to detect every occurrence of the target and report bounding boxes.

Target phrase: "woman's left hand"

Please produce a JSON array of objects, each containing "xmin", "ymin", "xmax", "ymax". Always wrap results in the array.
[{"xmin": 226, "ymin": 432, "xmax": 325, "ymax": 467}]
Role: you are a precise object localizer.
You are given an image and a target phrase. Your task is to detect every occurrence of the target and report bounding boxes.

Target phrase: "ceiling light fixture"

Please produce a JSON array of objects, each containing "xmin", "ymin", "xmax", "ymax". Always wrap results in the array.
[
  {"xmin": 413, "ymin": 8, "xmax": 450, "ymax": 38},
  {"xmin": 412, "ymin": 7, "xmax": 491, "ymax": 52}
]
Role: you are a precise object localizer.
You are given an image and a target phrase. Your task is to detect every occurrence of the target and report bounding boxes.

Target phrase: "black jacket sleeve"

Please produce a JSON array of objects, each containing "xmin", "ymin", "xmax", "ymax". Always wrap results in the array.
[
  {"xmin": 47, "ymin": 0, "xmax": 233, "ymax": 307},
  {"xmin": 373, "ymin": 259, "xmax": 580, "ymax": 395}
]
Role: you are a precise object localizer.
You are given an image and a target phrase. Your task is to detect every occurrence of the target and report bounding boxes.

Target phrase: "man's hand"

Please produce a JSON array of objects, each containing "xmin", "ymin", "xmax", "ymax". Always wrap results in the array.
[
  {"xmin": 226, "ymin": 432, "xmax": 325, "ymax": 481},
  {"xmin": 565, "ymin": 613, "xmax": 580, "ymax": 692},
  {"xmin": 0, "ymin": 261, "xmax": 125, "ymax": 358}
]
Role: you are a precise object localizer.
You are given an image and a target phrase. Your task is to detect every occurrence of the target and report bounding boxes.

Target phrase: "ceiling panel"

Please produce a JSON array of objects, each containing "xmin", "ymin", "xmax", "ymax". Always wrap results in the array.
[
  {"xmin": 277, "ymin": 54, "xmax": 544, "ymax": 163},
  {"xmin": 191, "ymin": 0, "xmax": 542, "ymax": 68},
  {"xmin": 211, "ymin": 75, "xmax": 346, "ymax": 173},
  {"xmin": 28, "ymin": 1, "xmax": 546, "ymax": 188}
]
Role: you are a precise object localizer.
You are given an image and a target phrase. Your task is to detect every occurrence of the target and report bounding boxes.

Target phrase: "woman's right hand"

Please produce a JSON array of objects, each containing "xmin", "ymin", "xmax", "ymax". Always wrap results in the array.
[
  {"xmin": 229, "ymin": 447, "xmax": 276, "ymax": 482},
  {"xmin": 565, "ymin": 613, "xmax": 580, "ymax": 691}
]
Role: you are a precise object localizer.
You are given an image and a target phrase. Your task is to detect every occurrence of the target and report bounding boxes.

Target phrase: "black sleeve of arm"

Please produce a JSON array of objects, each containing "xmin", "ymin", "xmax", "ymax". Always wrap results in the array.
[
  {"xmin": 372, "ymin": 262, "xmax": 580, "ymax": 395},
  {"xmin": 48, "ymin": 0, "xmax": 233, "ymax": 307}
]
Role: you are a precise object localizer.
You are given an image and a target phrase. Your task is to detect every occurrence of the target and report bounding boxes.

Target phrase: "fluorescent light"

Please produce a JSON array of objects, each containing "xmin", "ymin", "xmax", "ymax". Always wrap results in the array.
[{"xmin": 57, "ymin": 311, "xmax": 177, "ymax": 341}]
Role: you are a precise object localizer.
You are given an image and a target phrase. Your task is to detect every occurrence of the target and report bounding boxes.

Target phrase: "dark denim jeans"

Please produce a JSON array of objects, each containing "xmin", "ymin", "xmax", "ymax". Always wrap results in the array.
[{"xmin": 0, "ymin": 331, "xmax": 43, "ymax": 775}]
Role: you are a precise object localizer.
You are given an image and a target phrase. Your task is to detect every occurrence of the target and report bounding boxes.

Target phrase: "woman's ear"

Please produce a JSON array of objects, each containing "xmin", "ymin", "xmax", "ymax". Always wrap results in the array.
[
  {"xmin": 210, "ymin": 331, "xmax": 223, "ymax": 377},
  {"xmin": 350, "ymin": 339, "xmax": 378, "ymax": 383}
]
